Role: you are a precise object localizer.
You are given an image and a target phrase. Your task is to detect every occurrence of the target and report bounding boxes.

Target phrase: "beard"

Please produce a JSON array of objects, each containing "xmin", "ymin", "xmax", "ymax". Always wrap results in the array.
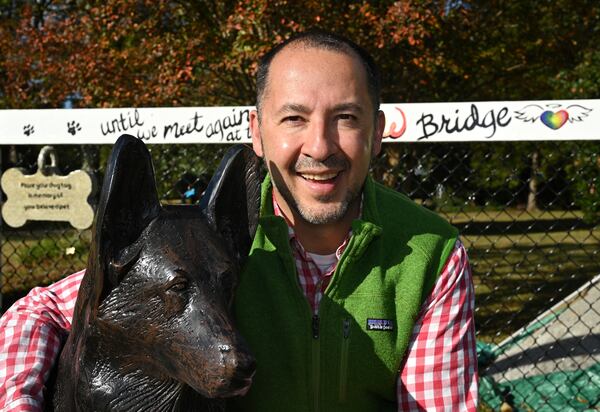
[
  {"xmin": 266, "ymin": 153, "xmax": 364, "ymax": 225},
  {"xmin": 276, "ymin": 177, "xmax": 360, "ymax": 225}
]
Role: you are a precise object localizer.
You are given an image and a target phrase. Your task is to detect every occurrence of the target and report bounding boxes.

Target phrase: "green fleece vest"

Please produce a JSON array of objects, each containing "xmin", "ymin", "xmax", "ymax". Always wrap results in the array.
[{"xmin": 229, "ymin": 175, "xmax": 458, "ymax": 412}]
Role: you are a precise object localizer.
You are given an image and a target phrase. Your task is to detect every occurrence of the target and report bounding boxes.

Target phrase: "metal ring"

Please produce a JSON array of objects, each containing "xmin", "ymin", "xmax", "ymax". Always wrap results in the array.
[{"xmin": 37, "ymin": 146, "xmax": 58, "ymax": 171}]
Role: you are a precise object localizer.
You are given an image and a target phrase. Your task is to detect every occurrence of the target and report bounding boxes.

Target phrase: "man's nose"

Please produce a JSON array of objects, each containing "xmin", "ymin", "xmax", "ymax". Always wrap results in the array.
[{"xmin": 302, "ymin": 119, "xmax": 338, "ymax": 161}]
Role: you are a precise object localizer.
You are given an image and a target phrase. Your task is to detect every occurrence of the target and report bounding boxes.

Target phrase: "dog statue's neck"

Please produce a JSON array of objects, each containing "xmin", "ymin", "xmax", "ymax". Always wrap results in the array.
[
  {"xmin": 81, "ymin": 358, "xmax": 184, "ymax": 411},
  {"xmin": 53, "ymin": 316, "xmax": 224, "ymax": 412}
]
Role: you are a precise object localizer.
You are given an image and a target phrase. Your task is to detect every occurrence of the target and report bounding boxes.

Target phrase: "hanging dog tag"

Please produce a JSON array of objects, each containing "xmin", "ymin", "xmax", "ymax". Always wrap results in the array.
[{"xmin": 1, "ymin": 146, "xmax": 94, "ymax": 229}]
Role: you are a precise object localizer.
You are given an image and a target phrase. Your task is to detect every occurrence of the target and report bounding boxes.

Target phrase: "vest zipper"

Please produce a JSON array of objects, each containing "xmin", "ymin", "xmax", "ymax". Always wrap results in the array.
[
  {"xmin": 339, "ymin": 318, "xmax": 351, "ymax": 402},
  {"xmin": 283, "ymin": 241, "xmax": 320, "ymax": 412},
  {"xmin": 312, "ymin": 314, "xmax": 320, "ymax": 412}
]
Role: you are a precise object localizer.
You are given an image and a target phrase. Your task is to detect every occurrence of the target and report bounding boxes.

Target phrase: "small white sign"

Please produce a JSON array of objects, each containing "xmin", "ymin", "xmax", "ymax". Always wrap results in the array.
[{"xmin": 1, "ymin": 147, "xmax": 94, "ymax": 229}]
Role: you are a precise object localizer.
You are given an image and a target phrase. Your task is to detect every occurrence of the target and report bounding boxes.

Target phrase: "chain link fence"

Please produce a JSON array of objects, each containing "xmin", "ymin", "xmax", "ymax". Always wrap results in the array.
[{"xmin": 1, "ymin": 141, "xmax": 599, "ymax": 411}]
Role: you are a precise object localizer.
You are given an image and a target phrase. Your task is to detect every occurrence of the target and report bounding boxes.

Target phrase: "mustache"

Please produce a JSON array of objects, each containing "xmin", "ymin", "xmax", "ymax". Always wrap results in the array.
[{"xmin": 294, "ymin": 155, "xmax": 348, "ymax": 171}]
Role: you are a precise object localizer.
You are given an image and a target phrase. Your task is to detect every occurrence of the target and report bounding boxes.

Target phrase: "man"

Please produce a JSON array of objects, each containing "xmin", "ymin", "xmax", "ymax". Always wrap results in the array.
[{"xmin": 0, "ymin": 31, "xmax": 477, "ymax": 411}]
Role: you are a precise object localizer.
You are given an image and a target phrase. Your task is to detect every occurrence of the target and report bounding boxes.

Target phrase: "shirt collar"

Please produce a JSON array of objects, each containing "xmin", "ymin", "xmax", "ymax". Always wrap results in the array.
[{"xmin": 271, "ymin": 191, "xmax": 355, "ymax": 260}]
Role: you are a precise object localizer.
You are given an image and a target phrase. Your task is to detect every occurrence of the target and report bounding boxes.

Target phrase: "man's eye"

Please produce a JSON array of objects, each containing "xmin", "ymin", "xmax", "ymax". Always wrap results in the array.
[
  {"xmin": 282, "ymin": 115, "xmax": 304, "ymax": 123},
  {"xmin": 338, "ymin": 113, "xmax": 357, "ymax": 121}
]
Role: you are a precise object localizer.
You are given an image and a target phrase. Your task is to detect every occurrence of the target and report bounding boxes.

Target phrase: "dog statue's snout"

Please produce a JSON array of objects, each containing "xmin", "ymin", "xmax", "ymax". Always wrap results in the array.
[
  {"xmin": 209, "ymin": 343, "xmax": 256, "ymax": 398},
  {"xmin": 234, "ymin": 353, "xmax": 256, "ymax": 378},
  {"xmin": 224, "ymin": 347, "xmax": 256, "ymax": 376},
  {"xmin": 215, "ymin": 339, "xmax": 255, "ymax": 374}
]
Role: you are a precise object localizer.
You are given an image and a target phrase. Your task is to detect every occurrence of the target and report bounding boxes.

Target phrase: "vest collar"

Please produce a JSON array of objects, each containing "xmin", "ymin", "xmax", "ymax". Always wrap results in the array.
[
  {"xmin": 257, "ymin": 174, "xmax": 382, "ymax": 261},
  {"xmin": 348, "ymin": 176, "xmax": 382, "ymax": 259}
]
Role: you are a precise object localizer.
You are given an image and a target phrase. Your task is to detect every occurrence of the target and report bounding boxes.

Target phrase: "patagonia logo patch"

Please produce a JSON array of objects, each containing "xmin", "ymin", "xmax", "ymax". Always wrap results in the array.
[{"xmin": 366, "ymin": 318, "xmax": 394, "ymax": 331}]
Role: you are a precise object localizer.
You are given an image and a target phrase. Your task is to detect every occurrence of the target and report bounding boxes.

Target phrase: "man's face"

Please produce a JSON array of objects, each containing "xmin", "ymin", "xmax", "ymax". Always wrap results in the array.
[{"xmin": 251, "ymin": 45, "xmax": 384, "ymax": 225}]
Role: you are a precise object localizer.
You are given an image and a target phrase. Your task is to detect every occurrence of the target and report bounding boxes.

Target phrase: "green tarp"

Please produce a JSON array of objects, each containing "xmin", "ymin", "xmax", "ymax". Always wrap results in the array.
[{"xmin": 479, "ymin": 362, "xmax": 600, "ymax": 411}]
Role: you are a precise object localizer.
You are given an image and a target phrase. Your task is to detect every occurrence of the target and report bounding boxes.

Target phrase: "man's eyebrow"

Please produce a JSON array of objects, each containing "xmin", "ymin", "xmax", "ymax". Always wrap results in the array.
[
  {"xmin": 333, "ymin": 102, "xmax": 365, "ymax": 114},
  {"xmin": 275, "ymin": 103, "xmax": 311, "ymax": 117},
  {"xmin": 275, "ymin": 102, "xmax": 366, "ymax": 117}
]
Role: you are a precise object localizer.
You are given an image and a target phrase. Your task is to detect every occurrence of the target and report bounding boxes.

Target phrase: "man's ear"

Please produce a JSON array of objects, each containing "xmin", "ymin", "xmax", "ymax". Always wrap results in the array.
[
  {"xmin": 250, "ymin": 109, "xmax": 263, "ymax": 158},
  {"xmin": 372, "ymin": 110, "xmax": 385, "ymax": 157},
  {"xmin": 199, "ymin": 145, "xmax": 262, "ymax": 265}
]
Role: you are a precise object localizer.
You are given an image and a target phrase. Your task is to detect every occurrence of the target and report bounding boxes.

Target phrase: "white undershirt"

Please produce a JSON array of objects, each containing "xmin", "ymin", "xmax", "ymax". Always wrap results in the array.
[{"xmin": 306, "ymin": 251, "xmax": 337, "ymax": 274}]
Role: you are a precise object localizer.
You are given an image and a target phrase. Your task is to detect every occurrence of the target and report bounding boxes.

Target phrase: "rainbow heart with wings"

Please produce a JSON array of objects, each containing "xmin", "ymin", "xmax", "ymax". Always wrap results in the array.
[{"xmin": 514, "ymin": 104, "xmax": 592, "ymax": 130}]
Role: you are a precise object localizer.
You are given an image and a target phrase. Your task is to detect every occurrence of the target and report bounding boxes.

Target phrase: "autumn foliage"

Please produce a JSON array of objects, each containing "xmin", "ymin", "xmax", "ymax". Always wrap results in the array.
[{"xmin": 0, "ymin": 0, "xmax": 467, "ymax": 109}]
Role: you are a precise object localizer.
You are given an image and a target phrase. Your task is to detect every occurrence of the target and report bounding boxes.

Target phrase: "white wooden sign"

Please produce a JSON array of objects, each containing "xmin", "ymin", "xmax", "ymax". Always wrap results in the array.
[{"xmin": 0, "ymin": 100, "xmax": 598, "ymax": 144}]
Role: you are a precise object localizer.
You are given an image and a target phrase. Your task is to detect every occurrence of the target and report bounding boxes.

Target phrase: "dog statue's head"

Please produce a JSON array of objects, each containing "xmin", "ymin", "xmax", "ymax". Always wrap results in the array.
[{"xmin": 73, "ymin": 135, "xmax": 261, "ymax": 398}]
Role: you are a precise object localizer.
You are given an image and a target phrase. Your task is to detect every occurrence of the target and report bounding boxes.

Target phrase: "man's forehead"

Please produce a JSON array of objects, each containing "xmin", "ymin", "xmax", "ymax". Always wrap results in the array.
[
  {"xmin": 263, "ymin": 44, "xmax": 370, "ymax": 106},
  {"xmin": 271, "ymin": 42, "xmax": 363, "ymax": 72}
]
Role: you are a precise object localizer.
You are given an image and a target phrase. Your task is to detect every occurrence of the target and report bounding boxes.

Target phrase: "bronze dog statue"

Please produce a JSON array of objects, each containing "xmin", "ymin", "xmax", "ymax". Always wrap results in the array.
[{"xmin": 49, "ymin": 135, "xmax": 260, "ymax": 411}]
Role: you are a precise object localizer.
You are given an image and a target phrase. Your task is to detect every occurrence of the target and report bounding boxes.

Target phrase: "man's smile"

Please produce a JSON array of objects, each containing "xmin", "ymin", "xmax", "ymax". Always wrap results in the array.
[
  {"xmin": 298, "ymin": 171, "xmax": 340, "ymax": 181},
  {"xmin": 295, "ymin": 168, "xmax": 345, "ymax": 197}
]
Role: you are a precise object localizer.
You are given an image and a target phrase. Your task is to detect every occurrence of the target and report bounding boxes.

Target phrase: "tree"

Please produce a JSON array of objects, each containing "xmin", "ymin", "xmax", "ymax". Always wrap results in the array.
[{"xmin": 0, "ymin": 1, "xmax": 466, "ymax": 109}]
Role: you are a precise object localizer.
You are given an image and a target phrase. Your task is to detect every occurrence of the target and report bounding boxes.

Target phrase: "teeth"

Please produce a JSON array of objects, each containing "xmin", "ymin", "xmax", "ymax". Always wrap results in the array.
[{"xmin": 300, "ymin": 172, "xmax": 338, "ymax": 181}]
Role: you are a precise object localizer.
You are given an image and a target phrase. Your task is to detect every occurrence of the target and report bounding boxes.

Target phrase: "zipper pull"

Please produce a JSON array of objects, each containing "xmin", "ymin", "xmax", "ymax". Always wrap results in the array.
[
  {"xmin": 312, "ymin": 314, "xmax": 320, "ymax": 339},
  {"xmin": 343, "ymin": 318, "xmax": 350, "ymax": 339}
]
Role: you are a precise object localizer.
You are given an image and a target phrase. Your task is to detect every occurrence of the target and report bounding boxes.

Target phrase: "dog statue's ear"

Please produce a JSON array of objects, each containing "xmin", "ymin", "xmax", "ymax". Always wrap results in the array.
[
  {"xmin": 200, "ymin": 145, "xmax": 262, "ymax": 265},
  {"xmin": 89, "ymin": 134, "xmax": 161, "ymax": 295}
]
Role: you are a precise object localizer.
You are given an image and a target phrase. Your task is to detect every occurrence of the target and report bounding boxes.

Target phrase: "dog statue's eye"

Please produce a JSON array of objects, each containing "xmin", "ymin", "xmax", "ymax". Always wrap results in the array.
[
  {"xmin": 170, "ymin": 282, "xmax": 187, "ymax": 291},
  {"xmin": 166, "ymin": 277, "xmax": 188, "ymax": 292}
]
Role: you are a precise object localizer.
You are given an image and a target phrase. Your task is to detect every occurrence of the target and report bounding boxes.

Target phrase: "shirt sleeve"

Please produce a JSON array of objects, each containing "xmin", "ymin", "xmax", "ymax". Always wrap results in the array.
[
  {"xmin": 0, "ymin": 270, "xmax": 84, "ymax": 412},
  {"xmin": 397, "ymin": 240, "xmax": 478, "ymax": 411}
]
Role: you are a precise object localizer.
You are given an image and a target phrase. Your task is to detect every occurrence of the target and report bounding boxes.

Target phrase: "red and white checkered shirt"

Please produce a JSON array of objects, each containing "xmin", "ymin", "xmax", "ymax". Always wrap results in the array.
[
  {"xmin": 0, "ymin": 205, "xmax": 478, "ymax": 411},
  {"xmin": 274, "ymin": 200, "xmax": 478, "ymax": 410}
]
